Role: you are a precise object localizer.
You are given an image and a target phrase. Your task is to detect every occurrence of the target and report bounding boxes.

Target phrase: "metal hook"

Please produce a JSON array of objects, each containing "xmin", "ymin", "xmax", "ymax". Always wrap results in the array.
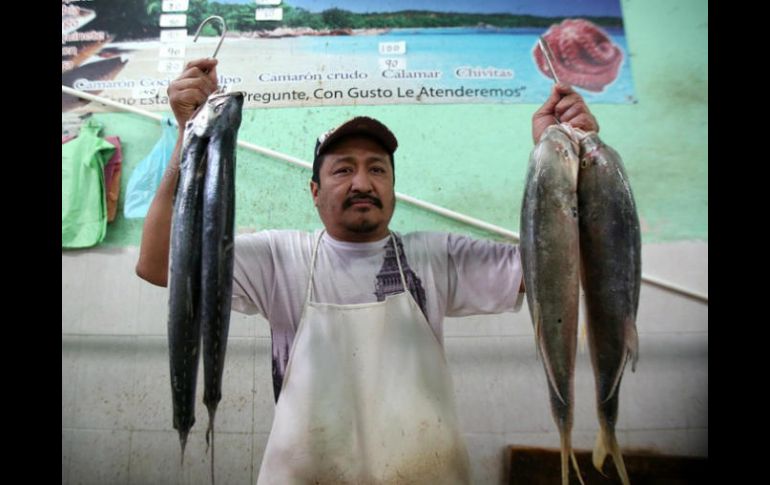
[
  {"xmin": 538, "ymin": 36, "xmax": 560, "ymax": 85},
  {"xmin": 194, "ymin": 16, "xmax": 227, "ymax": 59}
]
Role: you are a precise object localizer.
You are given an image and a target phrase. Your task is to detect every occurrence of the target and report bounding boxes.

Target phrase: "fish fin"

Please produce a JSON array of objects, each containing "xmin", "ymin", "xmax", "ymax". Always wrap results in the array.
[
  {"xmin": 600, "ymin": 319, "xmax": 638, "ymax": 404},
  {"xmin": 626, "ymin": 317, "xmax": 639, "ymax": 372},
  {"xmin": 531, "ymin": 303, "xmax": 567, "ymax": 403},
  {"xmin": 568, "ymin": 150, "xmax": 579, "ymax": 192},
  {"xmin": 600, "ymin": 363, "xmax": 626, "ymax": 405},
  {"xmin": 578, "ymin": 318, "xmax": 588, "ymax": 355},
  {"xmin": 571, "ymin": 449, "xmax": 586, "ymax": 485},
  {"xmin": 578, "ymin": 274, "xmax": 588, "ymax": 356},
  {"xmin": 592, "ymin": 431, "xmax": 608, "ymax": 476},
  {"xmin": 532, "ymin": 303, "xmax": 566, "ymax": 404},
  {"xmin": 541, "ymin": 344, "xmax": 567, "ymax": 406}
]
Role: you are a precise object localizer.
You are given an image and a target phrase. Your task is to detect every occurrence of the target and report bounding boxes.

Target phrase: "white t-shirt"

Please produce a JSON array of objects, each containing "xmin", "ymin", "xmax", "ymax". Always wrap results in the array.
[{"xmin": 232, "ymin": 229, "xmax": 524, "ymax": 399}]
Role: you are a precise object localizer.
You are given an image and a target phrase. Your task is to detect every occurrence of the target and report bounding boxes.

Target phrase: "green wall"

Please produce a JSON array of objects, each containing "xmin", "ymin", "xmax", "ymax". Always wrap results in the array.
[{"xmin": 88, "ymin": 0, "xmax": 707, "ymax": 247}]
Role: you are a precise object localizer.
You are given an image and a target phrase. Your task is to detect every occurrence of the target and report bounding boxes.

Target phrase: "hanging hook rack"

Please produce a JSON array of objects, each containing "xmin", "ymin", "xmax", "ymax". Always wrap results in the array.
[{"xmin": 194, "ymin": 15, "xmax": 227, "ymax": 59}]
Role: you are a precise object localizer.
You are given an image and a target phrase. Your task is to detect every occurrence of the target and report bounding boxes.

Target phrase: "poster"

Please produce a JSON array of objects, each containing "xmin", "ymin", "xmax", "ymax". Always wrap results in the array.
[{"xmin": 62, "ymin": 0, "xmax": 635, "ymax": 112}]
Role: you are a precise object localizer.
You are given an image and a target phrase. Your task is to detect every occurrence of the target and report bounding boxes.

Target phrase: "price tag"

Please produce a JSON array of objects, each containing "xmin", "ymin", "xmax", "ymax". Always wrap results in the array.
[
  {"xmin": 162, "ymin": 0, "xmax": 189, "ymax": 12},
  {"xmin": 160, "ymin": 29, "xmax": 187, "ymax": 43},
  {"xmin": 378, "ymin": 41, "xmax": 406, "ymax": 55},
  {"xmin": 133, "ymin": 86, "xmax": 160, "ymax": 99},
  {"xmin": 379, "ymin": 58, "xmax": 406, "ymax": 70},
  {"xmin": 255, "ymin": 8, "xmax": 283, "ymax": 21},
  {"xmin": 159, "ymin": 44, "xmax": 186, "ymax": 58},
  {"xmin": 160, "ymin": 14, "xmax": 187, "ymax": 28},
  {"xmin": 158, "ymin": 59, "xmax": 185, "ymax": 73}
]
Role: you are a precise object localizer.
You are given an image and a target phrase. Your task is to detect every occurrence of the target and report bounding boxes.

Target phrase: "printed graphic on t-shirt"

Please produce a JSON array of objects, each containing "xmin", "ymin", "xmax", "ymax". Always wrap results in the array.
[
  {"xmin": 374, "ymin": 234, "xmax": 428, "ymax": 321},
  {"xmin": 271, "ymin": 330, "xmax": 294, "ymax": 401}
]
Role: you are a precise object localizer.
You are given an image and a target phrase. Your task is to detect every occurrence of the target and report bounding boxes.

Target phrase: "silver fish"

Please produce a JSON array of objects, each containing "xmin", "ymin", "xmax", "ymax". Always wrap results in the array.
[
  {"xmin": 200, "ymin": 92, "xmax": 243, "ymax": 485},
  {"xmin": 520, "ymin": 124, "xmax": 584, "ymax": 485},
  {"xmin": 578, "ymin": 133, "xmax": 640, "ymax": 485},
  {"xmin": 167, "ymin": 103, "xmax": 213, "ymax": 460}
]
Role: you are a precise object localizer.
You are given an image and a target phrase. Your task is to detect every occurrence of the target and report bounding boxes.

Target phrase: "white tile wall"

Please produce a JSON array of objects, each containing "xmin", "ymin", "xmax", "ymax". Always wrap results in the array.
[
  {"xmin": 252, "ymin": 338, "xmax": 277, "ymax": 433},
  {"xmin": 128, "ymin": 429, "xmax": 253, "ymax": 485},
  {"xmin": 135, "ymin": 280, "xmax": 169, "ymax": 336},
  {"xmin": 462, "ymin": 432, "xmax": 512, "ymax": 485},
  {"xmin": 67, "ymin": 428, "xmax": 132, "ymax": 485},
  {"xmin": 251, "ymin": 432, "xmax": 272, "ymax": 479},
  {"xmin": 213, "ymin": 338, "xmax": 259, "ymax": 434},
  {"xmin": 62, "ymin": 249, "xmax": 90, "ymax": 333},
  {"xmin": 80, "ymin": 247, "xmax": 142, "ymax": 335},
  {"xmin": 62, "ymin": 241, "xmax": 708, "ymax": 483},
  {"xmin": 62, "ymin": 429, "xmax": 72, "ymax": 484},
  {"xmin": 67, "ymin": 336, "xmax": 138, "ymax": 430},
  {"xmin": 129, "ymin": 336, "xmax": 191, "ymax": 432},
  {"xmin": 62, "ymin": 337, "xmax": 80, "ymax": 429}
]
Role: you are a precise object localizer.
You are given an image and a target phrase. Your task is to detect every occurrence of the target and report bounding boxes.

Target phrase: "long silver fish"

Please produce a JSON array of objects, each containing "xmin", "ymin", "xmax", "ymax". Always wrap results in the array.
[
  {"xmin": 200, "ymin": 92, "xmax": 243, "ymax": 485},
  {"xmin": 520, "ymin": 124, "xmax": 584, "ymax": 485},
  {"xmin": 577, "ymin": 133, "xmax": 640, "ymax": 485},
  {"xmin": 168, "ymin": 100, "xmax": 214, "ymax": 460}
]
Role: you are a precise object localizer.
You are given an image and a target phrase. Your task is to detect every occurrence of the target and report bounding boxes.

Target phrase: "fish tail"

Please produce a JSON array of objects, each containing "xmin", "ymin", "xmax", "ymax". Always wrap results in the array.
[
  {"xmin": 597, "ymin": 428, "xmax": 631, "ymax": 485},
  {"xmin": 593, "ymin": 428, "xmax": 631, "ymax": 484},
  {"xmin": 560, "ymin": 432, "xmax": 584, "ymax": 485},
  {"xmin": 571, "ymin": 448, "xmax": 586, "ymax": 485},
  {"xmin": 205, "ymin": 406, "xmax": 216, "ymax": 450},
  {"xmin": 592, "ymin": 430, "xmax": 608, "ymax": 475},
  {"xmin": 611, "ymin": 440, "xmax": 631, "ymax": 485},
  {"xmin": 207, "ymin": 406, "xmax": 216, "ymax": 485},
  {"xmin": 179, "ymin": 431, "xmax": 188, "ymax": 466},
  {"xmin": 559, "ymin": 433, "xmax": 569, "ymax": 485}
]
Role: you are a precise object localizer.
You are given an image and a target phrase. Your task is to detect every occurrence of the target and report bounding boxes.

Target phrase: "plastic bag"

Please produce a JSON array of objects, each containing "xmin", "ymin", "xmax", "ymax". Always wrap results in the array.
[
  {"xmin": 62, "ymin": 119, "xmax": 115, "ymax": 248},
  {"xmin": 123, "ymin": 117, "xmax": 178, "ymax": 218}
]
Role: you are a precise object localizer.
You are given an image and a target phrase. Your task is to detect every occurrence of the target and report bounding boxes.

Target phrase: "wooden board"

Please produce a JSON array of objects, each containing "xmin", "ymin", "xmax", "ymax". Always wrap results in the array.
[{"xmin": 508, "ymin": 446, "xmax": 707, "ymax": 484}]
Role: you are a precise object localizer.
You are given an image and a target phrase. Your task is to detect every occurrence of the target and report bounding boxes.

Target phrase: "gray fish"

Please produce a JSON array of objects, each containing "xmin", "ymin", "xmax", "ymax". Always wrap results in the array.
[
  {"xmin": 167, "ymin": 104, "xmax": 213, "ymax": 460},
  {"xmin": 200, "ymin": 92, "xmax": 243, "ymax": 485},
  {"xmin": 520, "ymin": 124, "xmax": 584, "ymax": 485},
  {"xmin": 577, "ymin": 133, "xmax": 640, "ymax": 485}
]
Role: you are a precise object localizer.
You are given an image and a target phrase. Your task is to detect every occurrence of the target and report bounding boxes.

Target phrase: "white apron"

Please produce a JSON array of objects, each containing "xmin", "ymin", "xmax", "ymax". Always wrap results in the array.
[{"xmin": 257, "ymin": 231, "xmax": 471, "ymax": 484}]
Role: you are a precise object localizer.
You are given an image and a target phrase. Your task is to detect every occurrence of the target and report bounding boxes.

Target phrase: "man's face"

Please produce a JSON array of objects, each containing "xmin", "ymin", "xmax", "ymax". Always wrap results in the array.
[{"xmin": 310, "ymin": 135, "xmax": 396, "ymax": 242}]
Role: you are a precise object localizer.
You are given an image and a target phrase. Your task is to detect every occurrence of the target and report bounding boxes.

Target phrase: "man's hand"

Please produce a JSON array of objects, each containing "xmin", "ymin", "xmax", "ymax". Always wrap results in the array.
[
  {"xmin": 532, "ymin": 83, "xmax": 599, "ymax": 144},
  {"xmin": 167, "ymin": 58, "xmax": 219, "ymax": 132}
]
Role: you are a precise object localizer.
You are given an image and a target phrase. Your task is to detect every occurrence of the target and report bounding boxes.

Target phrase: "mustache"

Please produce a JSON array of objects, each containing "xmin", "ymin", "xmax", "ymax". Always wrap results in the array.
[{"xmin": 343, "ymin": 194, "xmax": 383, "ymax": 209}]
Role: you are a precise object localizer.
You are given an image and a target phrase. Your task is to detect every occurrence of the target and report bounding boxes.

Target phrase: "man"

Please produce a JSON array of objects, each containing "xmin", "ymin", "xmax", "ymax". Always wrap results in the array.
[{"xmin": 136, "ymin": 58, "xmax": 598, "ymax": 484}]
